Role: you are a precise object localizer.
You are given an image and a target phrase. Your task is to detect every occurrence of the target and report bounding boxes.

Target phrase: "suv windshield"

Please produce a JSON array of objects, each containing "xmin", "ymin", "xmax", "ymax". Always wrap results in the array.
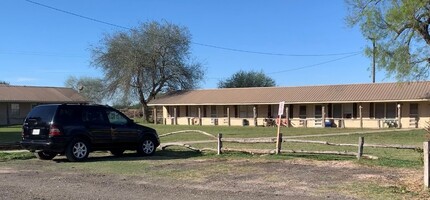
[{"xmin": 25, "ymin": 105, "xmax": 58, "ymax": 125}]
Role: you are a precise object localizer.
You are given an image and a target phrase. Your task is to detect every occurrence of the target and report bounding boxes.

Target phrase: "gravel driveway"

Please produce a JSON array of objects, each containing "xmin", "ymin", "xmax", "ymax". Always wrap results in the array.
[{"xmin": 0, "ymin": 153, "xmax": 420, "ymax": 200}]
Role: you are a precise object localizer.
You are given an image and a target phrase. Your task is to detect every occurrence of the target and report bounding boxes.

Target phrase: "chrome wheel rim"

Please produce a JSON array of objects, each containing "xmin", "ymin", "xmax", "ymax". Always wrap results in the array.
[
  {"xmin": 72, "ymin": 142, "xmax": 87, "ymax": 159},
  {"xmin": 142, "ymin": 140, "xmax": 155, "ymax": 154}
]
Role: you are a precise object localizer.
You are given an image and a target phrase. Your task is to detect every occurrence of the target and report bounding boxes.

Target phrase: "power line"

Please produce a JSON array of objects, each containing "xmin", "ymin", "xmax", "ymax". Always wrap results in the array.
[
  {"xmin": 25, "ymin": 0, "xmax": 130, "ymax": 30},
  {"xmin": 24, "ymin": 0, "xmax": 361, "ymax": 57},
  {"xmin": 266, "ymin": 53, "xmax": 361, "ymax": 74},
  {"xmin": 205, "ymin": 53, "xmax": 361, "ymax": 80}
]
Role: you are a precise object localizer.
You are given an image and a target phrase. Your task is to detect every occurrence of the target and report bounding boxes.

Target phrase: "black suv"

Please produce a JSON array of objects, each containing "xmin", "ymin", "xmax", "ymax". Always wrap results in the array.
[{"xmin": 21, "ymin": 104, "xmax": 160, "ymax": 162}]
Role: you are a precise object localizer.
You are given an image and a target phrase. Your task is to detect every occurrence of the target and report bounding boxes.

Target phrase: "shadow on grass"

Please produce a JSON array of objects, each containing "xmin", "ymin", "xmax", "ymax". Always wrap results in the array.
[{"xmin": 53, "ymin": 149, "xmax": 204, "ymax": 163}]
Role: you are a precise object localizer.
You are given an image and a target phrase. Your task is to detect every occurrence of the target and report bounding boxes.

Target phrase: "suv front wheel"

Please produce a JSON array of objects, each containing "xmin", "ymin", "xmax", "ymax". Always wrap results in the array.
[
  {"xmin": 66, "ymin": 138, "xmax": 90, "ymax": 162},
  {"xmin": 137, "ymin": 137, "xmax": 156, "ymax": 156}
]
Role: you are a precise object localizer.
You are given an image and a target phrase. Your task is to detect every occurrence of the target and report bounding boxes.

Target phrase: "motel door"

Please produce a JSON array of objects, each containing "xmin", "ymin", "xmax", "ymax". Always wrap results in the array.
[{"xmin": 314, "ymin": 105, "xmax": 323, "ymax": 127}]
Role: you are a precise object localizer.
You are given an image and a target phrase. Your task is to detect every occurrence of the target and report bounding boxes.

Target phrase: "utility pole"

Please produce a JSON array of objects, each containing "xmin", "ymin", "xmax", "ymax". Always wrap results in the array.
[{"xmin": 370, "ymin": 37, "xmax": 376, "ymax": 83}]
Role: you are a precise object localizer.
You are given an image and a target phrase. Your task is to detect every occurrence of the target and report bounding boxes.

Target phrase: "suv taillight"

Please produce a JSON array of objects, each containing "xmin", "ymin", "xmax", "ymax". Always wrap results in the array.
[{"xmin": 49, "ymin": 125, "xmax": 62, "ymax": 137}]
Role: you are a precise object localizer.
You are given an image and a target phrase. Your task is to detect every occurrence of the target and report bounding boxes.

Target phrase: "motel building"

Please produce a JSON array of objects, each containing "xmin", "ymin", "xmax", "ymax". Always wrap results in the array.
[
  {"xmin": 148, "ymin": 81, "xmax": 430, "ymax": 129},
  {"xmin": 0, "ymin": 85, "xmax": 88, "ymax": 125}
]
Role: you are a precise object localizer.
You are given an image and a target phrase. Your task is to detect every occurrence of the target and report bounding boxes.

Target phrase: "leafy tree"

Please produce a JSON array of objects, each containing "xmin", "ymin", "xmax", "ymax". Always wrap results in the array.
[
  {"xmin": 0, "ymin": 80, "xmax": 9, "ymax": 85},
  {"xmin": 346, "ymin": 0, "xmax": 430, "ymax": 81},
  {"xmin": 91, "ymin": 21, "xmax": 204, "ymax": 121},
  {"xmin": 218, "ymin": 70, "xmax": 276, "ymax": 88},
  {"xmin": 65, "ymin": 76, "xmax": 106, "ymax": 104}
]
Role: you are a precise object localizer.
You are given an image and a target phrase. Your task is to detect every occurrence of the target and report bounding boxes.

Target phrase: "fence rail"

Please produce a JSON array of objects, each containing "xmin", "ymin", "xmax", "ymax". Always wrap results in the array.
[{"xmin": 158, "ymin": 131, "xmax": 421, "ymax": 160}]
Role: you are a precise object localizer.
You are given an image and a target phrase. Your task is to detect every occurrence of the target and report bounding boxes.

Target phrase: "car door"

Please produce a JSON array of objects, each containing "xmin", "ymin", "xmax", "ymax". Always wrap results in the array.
[
  {"xmin": 82, "ymin": 107, "xmax": 112, "ymax": 146},
  {"xmin": 106, "ymin": 109, "xmax": 139, "ymax": 145}
]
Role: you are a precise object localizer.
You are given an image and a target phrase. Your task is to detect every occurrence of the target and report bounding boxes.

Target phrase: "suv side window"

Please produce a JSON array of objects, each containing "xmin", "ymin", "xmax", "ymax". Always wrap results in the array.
[
  {"xmin": 82, "ymin": 108, "xmax": 108, "ymax": 125},
  {"xmin": 57, "ymin": 106, "xmax": 81, "ymax": 124},
  {"xmin": 106, "ymin": 110, "xmax": 129, "ymax": 126}
]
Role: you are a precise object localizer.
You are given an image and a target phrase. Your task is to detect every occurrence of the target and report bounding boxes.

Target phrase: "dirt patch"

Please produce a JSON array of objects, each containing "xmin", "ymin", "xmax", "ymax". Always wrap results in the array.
[{"xmin": 0, "ymin": 155, "xmax": 426, "ymax": 200}]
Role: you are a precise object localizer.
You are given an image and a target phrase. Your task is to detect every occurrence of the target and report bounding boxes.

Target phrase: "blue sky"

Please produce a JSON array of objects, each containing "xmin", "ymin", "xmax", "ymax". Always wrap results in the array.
[{"xmin": 1, "ymin": 0, "xmax": 393, "ymax": 89}]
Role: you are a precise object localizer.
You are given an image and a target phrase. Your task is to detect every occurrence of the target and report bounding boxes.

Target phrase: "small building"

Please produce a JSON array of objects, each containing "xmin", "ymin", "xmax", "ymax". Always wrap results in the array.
[
  {"xmin": 148, "ymin": 81, "xmax": 430, "ymax": 129},
  {"xmin": 0, "ymin": 85, "xmax": 88, "ymax": 125}
]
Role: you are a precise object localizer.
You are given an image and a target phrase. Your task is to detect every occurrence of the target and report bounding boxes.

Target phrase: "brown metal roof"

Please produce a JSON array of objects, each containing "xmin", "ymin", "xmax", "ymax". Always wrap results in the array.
[
  {"xmin": 0, "ymin": 85, "xmax": 88, "ymax": 103},
  {"xmin": 148, "ymin": 82, "xmax": 430, "ymax": 106}
]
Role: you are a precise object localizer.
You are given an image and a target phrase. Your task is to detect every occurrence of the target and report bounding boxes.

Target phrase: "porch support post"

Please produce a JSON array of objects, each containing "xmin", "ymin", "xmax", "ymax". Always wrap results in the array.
[
  {"xmin": 397, "ymin": 103, "xmax": 402, "ymax": 129},
  {"xmin": 198, "ymin": 107, "xmax": 202, "ymax": 126},
  {"xmin": 227, "ymin": 107, "xmax": 231, "ymax": 126},
  {"xmin": 6, "ymin": 103, "xmax": 10, "ymax": 125},
  {"xmin": 153, "ymin": 107, "xmax": 157, "ymax": 124},
  {"xmin": 253, "ymin": 106, "xmax": 257, "ymax": 127},
  {"xmin": 321, "ymin": 105, "xmax": 325, "ymax": 128},
  {"xmin": 359, "ymin": 104, "xmax": 363, "ymax": 128},
  {"xmin": 285, "ymin": 105, "xmax": 290, "ymax": 128},
  {"xmin": 173, "ymin": 107, "xmax": 177, "ymax": 125}
]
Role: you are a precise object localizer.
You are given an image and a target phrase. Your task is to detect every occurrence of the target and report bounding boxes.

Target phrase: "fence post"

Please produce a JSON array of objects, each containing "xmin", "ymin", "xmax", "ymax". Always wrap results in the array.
[
  {"xmin": 217, "ymin": 133, "xmax": 223, "ymax": 155},
  {"xmin": 357, "ymin": 137, "xmax": 364, "ymax": 160},
  {"xmin": 276, "ymin": 133, "xmax": 282, "ymax": 154},
  {"xmin": 424, "ymin": 141, "xmax": 430, "ymax": 189}
]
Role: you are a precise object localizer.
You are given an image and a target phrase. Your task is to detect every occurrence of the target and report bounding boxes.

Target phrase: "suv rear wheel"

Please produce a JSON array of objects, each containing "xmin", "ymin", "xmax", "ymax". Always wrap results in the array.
[
  {"xmin": 137, "ymin": 137, "xmax": 156, "ymax": 156},
  {"xmin": 35, "ymin": 151, "xmax": 57, "ymax": 160},
  {"xmin": 65, "ymin": 138, "xmax": 90, "ymax": 162}
]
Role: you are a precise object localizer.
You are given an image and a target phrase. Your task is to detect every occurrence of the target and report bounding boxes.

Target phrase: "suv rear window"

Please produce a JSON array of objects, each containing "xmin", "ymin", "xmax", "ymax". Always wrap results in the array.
[{"xmin": 25, "ymin": 105, "xmax": 58, "ymax": 125}]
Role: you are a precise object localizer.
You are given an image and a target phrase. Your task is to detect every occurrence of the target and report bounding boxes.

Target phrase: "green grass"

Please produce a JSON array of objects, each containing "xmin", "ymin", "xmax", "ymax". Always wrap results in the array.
[
  {"xmin": 0, "ymin": 125, "xmax": 21, "ymax": 143},
  {"xmin": 0, "ymin": 152, "xmax": 34, "ymax": 161},
  {"xmin": 146, "ymin": 124, "xmax": 426, "ymax": 168},
  {"xmin": 144, "ymin": 123, "xmax": 374, "ymax": 142},
  {"xmin": 1, "ymin": 124, "xmax": 427, "ymax": 168}
]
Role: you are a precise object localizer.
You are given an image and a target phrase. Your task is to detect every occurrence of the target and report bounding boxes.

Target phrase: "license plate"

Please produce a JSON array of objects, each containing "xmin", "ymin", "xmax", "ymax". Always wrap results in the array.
[{"xmin": 32, "ymin": 129, "xmax": 40, "ymax": 135}]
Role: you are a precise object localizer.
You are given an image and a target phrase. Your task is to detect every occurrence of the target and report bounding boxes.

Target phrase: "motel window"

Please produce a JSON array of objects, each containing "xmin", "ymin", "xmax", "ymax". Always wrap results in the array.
[
  {"xmin": 353, "ymin": 103, "xmax": 358, "ymax": 118},
  {"xmin": 410, "ymin": 104, "xmax": 418, "ymax": 116},
  {"xmin": 267, "ymin": 105, "xmax": 272, "ymax": 118},
  {"xmin": 188, "ymin": 106, "xmax": 198, "ymax": 117},
  {"xmin": 333, "ymin": 104, "xmax": 342, "ymax": 118},
  {"xmin": 239, "ymin": 106, "xmax": 253, "ymax": 118},
  {"xmin": 386, "ymin": 103, "xmax": 396, "ymax": 119},
  {"xmin": 11, "ymin": 104, "xmax": 20, "ymax": 117},
  {"xmin": 299, "ymin": 105, "xmax": 306, "ymax": 119},
  {"xmin": 167, "ymin": 107, "xmax": 174, "ymax": 117},
  {"xmin": 289, "ymin": 105, "xmax": 294, "ymax": 119},
  {"xmin": 210, "ymin": 106, "xmax": 217, "ymax": 117},
  {"xmin": 203, "ymin": 106, "xmax": 207, "ymax": 117},
  {"xmin": 369, "ymin": 103, "xmax": 375, "ymax": 118},
  {"xmin": 375, "ymin": 103, "xmax": 385, "ymax": 119},
  {"xmin": 343, "ymin": 104, "xmax": 353, "ymax": 119},
  {"xmin": 315, "ymin": 105, "xmax": 322, "ymax": 118},
  {"xmin": 327, "ymin": 104, "xmax": 332, "ymax": 118}
]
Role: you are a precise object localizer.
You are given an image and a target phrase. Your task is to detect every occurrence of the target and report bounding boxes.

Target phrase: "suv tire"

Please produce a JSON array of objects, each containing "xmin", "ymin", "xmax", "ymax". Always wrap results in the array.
[
  {"xmin": 35, "ymin": 151, "xmax": 57, "ymax": 160},
  {"xmin": 66, "ymin": 138, "xmax": 90, "ymax": 162},
  {"xmin": 137, "ymin": 137, "xmax": 156, "ymax": 156}
]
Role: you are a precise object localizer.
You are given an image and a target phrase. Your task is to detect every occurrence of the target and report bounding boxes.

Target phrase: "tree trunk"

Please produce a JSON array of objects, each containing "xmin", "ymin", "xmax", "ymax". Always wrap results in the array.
[{"xmin": 140, "ymin": 103, "xmax": 149, "ymax": 122}]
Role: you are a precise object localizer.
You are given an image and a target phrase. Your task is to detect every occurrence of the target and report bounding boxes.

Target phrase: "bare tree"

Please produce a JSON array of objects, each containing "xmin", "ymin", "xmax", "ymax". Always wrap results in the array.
[
  {"xmin": 65, "ymin": 76, "xmax": 106, "ymax": 104},
  {"xmin": 91, "ymin": 21, "xmax": 204, "ymax": 121}
]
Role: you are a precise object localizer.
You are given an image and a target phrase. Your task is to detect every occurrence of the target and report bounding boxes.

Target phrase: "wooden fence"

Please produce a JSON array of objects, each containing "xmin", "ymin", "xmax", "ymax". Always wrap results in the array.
[
  {"xmin": 216, "ymin": 134, "xmax": 421, "ymax": 160},
  {"xmin": 160, "ymin": 131, "xmax": 420, "ymax": 160}
]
